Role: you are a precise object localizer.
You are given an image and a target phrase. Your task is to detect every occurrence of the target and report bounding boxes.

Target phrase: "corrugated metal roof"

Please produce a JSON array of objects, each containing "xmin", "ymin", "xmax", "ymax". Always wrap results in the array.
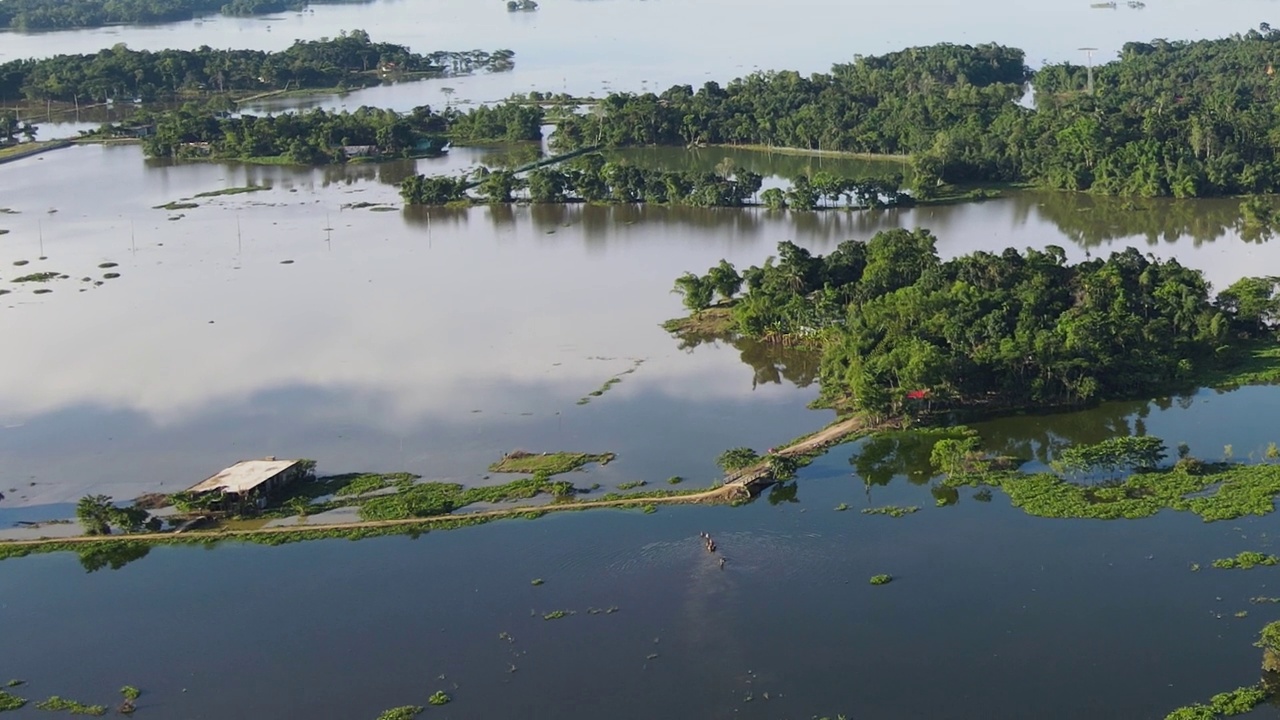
[{"xmin": 186, "ymin": 459, "xmax": 301, "ymax": 495}]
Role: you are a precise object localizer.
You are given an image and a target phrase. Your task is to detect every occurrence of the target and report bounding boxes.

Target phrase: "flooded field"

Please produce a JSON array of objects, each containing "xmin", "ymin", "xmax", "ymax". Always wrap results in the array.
[{"xmin": 4, "ymin": 2, "xmax": 1280, "ymax": 715}]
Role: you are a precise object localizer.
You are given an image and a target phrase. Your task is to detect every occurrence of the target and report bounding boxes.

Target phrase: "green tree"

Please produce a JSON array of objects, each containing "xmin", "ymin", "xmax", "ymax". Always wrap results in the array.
[
  {"xmin": 672, "ymin": 272, "xmax": 714, "ymax": 312},
  {"xmin": 705, "ymin": 260, "xmax": 742, "ymax": 303}
]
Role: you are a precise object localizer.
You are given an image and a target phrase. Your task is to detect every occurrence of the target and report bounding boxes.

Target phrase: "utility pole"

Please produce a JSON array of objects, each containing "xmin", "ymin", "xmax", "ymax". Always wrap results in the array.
[{"xmin": 1079, "ymin": 47, "xmax": 1098, "ymax": 95}]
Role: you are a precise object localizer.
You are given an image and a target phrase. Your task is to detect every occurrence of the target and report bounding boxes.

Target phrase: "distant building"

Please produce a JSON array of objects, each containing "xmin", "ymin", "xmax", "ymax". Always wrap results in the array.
[
  {"xmin": 184, "ymin": 458, "xmax": 313, "ymax": 512},
  {"xmin": 119, "ymin": 124, "xmax": 154, "ymax": 138}
]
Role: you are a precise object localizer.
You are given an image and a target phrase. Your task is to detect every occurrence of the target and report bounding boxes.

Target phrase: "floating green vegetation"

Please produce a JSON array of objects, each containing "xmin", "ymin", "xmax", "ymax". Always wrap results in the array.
[
  {"xmin": 12, "ymin": 260, "xmax": 28, "ymax": 266},
  {"xmin": 118, "ymin": 686, "xmax": 139, "ymax": 715},
  {"xmin": 1251, "ymin": 597, "xmax": 1280, "ymax": 604},
  {"xmin": 97, "ymin": 263, "xmax": 118, "ymax": 269},
  {"xmin": 641, "ymin": 504, "xmax": 657, "ymax": 514},
  {"xmin": 102, "ymin": 273, "xmax": 120, "ymax": 279},
  {"xmin": 869, "ymin": 574, "xmax": 893, "ymax": 585},
  {"xmin": 153, "ymin": 201, "xmax": 199, "ymax": 210},
  {"xmin": 530, "ymin": 578, "xmax": 544, "ymax": 586},
  {"xmin": 1163, "ymin": 685, "xmax": 1268, "ymax": 719},
  {"xmin": 375, "ymin": 706, "xmax": 422, "ymax": 720},
  {"xmin": 576, "ymin": 359, "xmax": 645, "ymax": 404},
  {"xmin": 4, "ymin": 681, "xmax": 22, "ymax": 688},
  {"xmin": 489, "ymin": 451, "xmax": 614, "ymax": 475},
  {"xmin": 542, "ymin": 610, "xmax": 571, "ymax": 620},
  {"xmin": 427, "ymin": 691, "xmax": 451, "ymax": 706},
  {"xmin": 616, "ymin": 480, "xmax": 647, "ymax": 490},
  {"xmin": 1212, "ymin": 551, "xmax": 1279, "ymax": 570},
  {"xmin": 0, "ymin": 691, "xmax": 26, "ymax": 712},
  {"xmin": 988, "ymin": 461, "xmax": 1280, "ymax": 522},
  {"xmin": 192, "ymin": 185, "xmax": 267, "ymax": 199},
  {"xmin": 32, "ymin": 288, "xmax": 51, "ymax": 294},
  {"xmin": 860, "ymin": 505, "xmax": 920, "ymax": 518},
  {"xmin": 12, "ymin": 272, "xmax": 59, "ymax": 283},
  {"xmin": 34, "ymin": 696, "xmax": 107, "ymax": 715},
  {"xmin": 835, "ymin": 503, "xmax": 849, "ymax": 511},
  {"xmin": 667, "ymin": 476, "xmax": 684, "ymax": 485}
]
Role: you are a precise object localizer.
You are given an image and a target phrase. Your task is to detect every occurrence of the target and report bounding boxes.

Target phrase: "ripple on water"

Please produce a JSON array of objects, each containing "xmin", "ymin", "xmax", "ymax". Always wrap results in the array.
[{"xmin": 549, "ymin": 529, "xmax": 848, "ymax": 583}]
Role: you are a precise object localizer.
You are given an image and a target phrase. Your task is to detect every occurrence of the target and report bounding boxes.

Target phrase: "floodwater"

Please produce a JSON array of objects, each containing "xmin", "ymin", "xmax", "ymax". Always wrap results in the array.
[
  {"xmin": 6, "ymin": 0, "xmax": 1280, "ymax": 118},
  {"xmin": 4, "ymin": 1, "xmax": 1280, "ymax": 715},
  {"xmin": 1, "ymin": 145, "xmax": 1280, "ymax": 718}
]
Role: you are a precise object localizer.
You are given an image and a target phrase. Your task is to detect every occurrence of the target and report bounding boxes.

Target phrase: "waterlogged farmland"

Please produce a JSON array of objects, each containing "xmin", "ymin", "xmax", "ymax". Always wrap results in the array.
[{"xmin": 8, "ymin": 0, "xmax": 1280, "ymax": 716}]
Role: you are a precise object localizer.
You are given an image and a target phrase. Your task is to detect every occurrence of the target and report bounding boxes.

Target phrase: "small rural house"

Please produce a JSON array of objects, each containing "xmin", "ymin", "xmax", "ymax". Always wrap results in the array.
[{"xmin": 184, "ymin": 458, "xmax": 313, "ymax": 513}]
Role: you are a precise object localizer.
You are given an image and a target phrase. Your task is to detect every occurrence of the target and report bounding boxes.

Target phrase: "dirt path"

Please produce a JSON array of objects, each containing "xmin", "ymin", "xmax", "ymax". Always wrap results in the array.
[
  {"xmin": 724, "ymin": 414, "xmax": 885, "ymax": 488},
  {"xmin": 0, "ymin": 415, "xmax": 880, "ymax": 551}
]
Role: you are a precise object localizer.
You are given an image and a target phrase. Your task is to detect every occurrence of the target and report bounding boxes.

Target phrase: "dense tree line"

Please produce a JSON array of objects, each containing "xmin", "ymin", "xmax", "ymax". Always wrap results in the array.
[
  {"xmin": 0, "ymin": 0, "xmax": 370, "ymax": 30},
  {"xmin": 142, "ymin": 105, "xmax": 440, "ymax": 162},
  {"xmin": 673, "ymin": 229, "xmax": 1280, "ymax": 417},
  {"xmin": 552, "ymin": 43, "xmax": 1029, "ymax": 191},
  {"xmin": 556, "ymin": 29, "xmax": 1280, "ymax": 197},
  {"xmin": 0, "ymin": 30, "xmax": 515, "ymax": 102},
  {"xmin": 399, "ymin": 151, "xmax": 913, "ymax": 207},
  {"xmin": 140, "ymin": 101, "xmax": 542, "ymax": 162}
]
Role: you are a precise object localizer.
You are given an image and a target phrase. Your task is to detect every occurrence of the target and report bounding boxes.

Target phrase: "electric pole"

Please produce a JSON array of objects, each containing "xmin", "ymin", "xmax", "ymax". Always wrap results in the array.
[{"xmin": 1079, "ymin": 47, "xmax": 1098, "ymax": 95}]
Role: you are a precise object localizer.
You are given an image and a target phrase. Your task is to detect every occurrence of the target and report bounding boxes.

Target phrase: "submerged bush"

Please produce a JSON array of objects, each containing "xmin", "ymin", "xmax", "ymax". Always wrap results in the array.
[
  {"xmin": 1212, "ymin": 551, "xmax": 1279, "ymax": 570},
  {"xmin": 375, "ymin": 706, "xmax": 422, "ymax": 720}
]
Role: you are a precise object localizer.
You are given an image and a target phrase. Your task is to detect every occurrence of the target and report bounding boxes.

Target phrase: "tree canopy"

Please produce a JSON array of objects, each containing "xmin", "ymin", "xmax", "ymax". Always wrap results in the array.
[
  {"xmin": 0, "ymin": 30, "xmax": 514, "ymax": 102},
  {"xmin": 673, "ymin": 229, "xmax": 1277, "ymax": 419},
  {"xmin": 554, "ymin": 28, "xmax": 1280, "ymax": 197}
]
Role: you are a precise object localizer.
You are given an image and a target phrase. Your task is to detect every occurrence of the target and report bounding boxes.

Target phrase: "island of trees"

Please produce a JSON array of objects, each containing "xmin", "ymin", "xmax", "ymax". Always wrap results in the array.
[
  {"xmin": 139, "ymin": 101, "xmax": 544, "ymax": 163},
  {"xmin": 553, "ymin": 27, "xmax": 1280, "ymax": 198},
  {"xmin": 398, "ymin": 151, "xmax": 913, "ymax": 207},
  {"xmin": 0, "ymin": 0, "xmax": 373, "ymax": 31},
  {"xmin": 0, "ymin": 30, "xmax": 514, "ymax": 103},
  {"xmin": 669, "ymin": 229, "xmax": 1280, "ymax": 418}
]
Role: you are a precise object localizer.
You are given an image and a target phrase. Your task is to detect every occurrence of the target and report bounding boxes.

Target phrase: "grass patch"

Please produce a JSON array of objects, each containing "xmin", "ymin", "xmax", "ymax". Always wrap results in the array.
[
  {"xmin": 4, "ymin": 681, "xmax": 22, "ymax": 688},
  {"xmin": 356, "ymin": 475, "xmax": 579, "ymax": 522},
  {"xmin": 32, "ymin": 288, "xmax": 51, "ymax": 294},
  {"xmin": 97, "ymin": 263, "xmax": 118, "ymax": 269},
  {"xmin": 12, "ymin": 260, "xmax": 28, "ymax": 266},
  {"xmin": 427, "ymin": 691, "xmax": 451, "ymax": 706},
  {"xmin": 1196, "ymin": 341, "xmax": 1280, "ymax": 389},
  {"xmin": 102, "ymin": 273, "xmax": 121, "ymax": 280},
  {"xmin": 667, "ymin": 476, "xmax": 684, "ymax": 485},
  {"xmin": 153, "ymin": 201, "xmax": 199, "ymax": 210},
  {"xmin": 1212, "ymin": 551, "xmax": 1279, "ymax": 569},
  {"xmin": 869, "ymin": 574, "xmax": 893, "ymax": 585},
  {"xmin": 34, "ymin": 696, "xmax": 107, "ymax": 716},
  {"xmin": 860, "ymin": 505, "xmax": 920, "ymax": 518},
  {"xmin": 489, "ymin": 451, "xmax": 615, "ymax": 476},
  {"xmin": 376, "ymin": 707, "xmax": 422, "ymax": 720},
  {"xmin": 661, "ymin": 306, "xmax": 735, "ymax": 336},
  {"xmin": 531, "ymin": 578, "xmax": 544, "ymax": 586},
  {"xmin": 12, "ymin": 272, "xmax": 59, "ymax": 283},
  {"xmin": 835, "ymin": 503, "xmax": 849, "ymax": 511},
  {"xmin": 543, "ymin": 610, "xmax": 572, "ymax": 620},
  {"xmin": 192, "ymin": 185, "xmax": 268, "ymax": 199},
  {"xmin": 616, "ymin": 480, "xmax": 647, "ymax": 490},
  {"xmin": 332, "ymin": 473, "xmax": 394, "ymax": 497}
]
